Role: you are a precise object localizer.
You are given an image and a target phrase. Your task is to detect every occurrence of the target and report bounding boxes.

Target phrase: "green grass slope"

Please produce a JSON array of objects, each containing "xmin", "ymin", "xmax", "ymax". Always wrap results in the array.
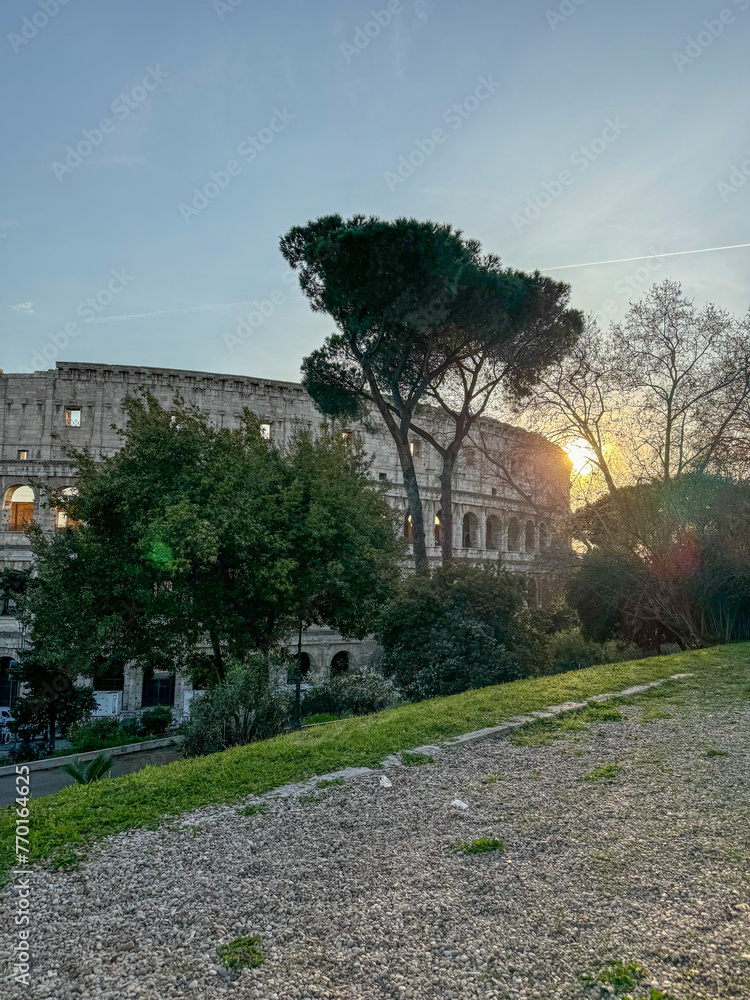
[{"xmin": 1, "ymin": 643, "xmax": 747, "ymax": 881}]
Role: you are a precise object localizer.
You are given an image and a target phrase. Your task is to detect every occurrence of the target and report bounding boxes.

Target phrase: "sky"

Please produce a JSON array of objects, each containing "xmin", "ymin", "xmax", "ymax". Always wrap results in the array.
[{"xmin": 1, "ymin": 0, "xmax": 748, "ymax": 380}]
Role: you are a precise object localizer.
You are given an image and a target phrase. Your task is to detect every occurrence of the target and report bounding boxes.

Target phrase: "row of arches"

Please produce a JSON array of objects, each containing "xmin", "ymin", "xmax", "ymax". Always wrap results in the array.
[
  {"xmin": 298, "ymin": 650, "xmax": 349, "ymax": 680},
  {"xmin": 405, "ymin": 510, "xmax": 549, "ymax": 552}
]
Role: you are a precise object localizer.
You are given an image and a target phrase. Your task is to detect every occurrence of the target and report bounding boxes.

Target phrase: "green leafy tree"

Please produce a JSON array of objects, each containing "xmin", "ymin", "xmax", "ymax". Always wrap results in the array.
[{"xmin": 281, "ymin": 214, "xmax": 582, "ymax": 566}]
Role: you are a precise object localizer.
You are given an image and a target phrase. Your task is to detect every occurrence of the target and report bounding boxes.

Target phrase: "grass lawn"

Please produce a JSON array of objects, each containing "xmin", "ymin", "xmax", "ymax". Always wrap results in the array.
[{"xmin": 0, "ymin": 642, "xmax": 746, "ymax": 882}]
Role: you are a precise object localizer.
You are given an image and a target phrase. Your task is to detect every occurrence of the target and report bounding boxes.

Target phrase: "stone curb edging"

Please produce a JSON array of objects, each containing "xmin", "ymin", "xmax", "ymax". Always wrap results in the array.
[
  {"xmin": 0, "ymin": 735, "xmax": 184, "ymax": 776},
  {"xmin": 182, "ymin": 671, "xmax": 690, "ymax": 819}
]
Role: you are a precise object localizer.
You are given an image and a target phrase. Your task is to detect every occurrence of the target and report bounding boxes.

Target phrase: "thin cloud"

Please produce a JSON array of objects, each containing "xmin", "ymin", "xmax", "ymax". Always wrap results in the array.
[
  {"xmin": 11, "ymin": 302, "xmax": 34, "ymax": 314},
  {"xmin": 88, "ymin": 301, "xmax": 263, "ymax": 323}
]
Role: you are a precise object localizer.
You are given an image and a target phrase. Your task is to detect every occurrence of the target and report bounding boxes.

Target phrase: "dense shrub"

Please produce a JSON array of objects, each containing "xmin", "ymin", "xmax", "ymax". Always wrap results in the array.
[
  {"xmin": 545, "ymin": 629, "xmax": 604, "ymax": 674},
  {"xmin": 659, "ymin": 642, "xmax": 682, "ymax": 656},
  {"xmin": 545, "ymin": 630, "xmax": 645, "ymax": 674},
  {"xmin": 67, "ymin": 717, "xmax": 150, "ymax": 752},
  {"xmin": 181, "ymin": 659, "xmax": 292, "ymax": 757},
  {"xmin": 601, "ymin": 638, "xmax": 644, "ymax": 663},
  {"xmin": 377, "ymin": 564, "xmax": 545, "ymax": 700},
  {"xmin": 139, "ymin": 705, "xmax": 173, "ymax": 736},
  {"xmin": 301, "ymin": 669, "xmax": 401, "ymax": 718}
]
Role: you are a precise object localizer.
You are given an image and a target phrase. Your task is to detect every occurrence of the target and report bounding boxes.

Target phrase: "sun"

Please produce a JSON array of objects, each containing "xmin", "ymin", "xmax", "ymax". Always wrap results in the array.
[{"xmin": 565, "ymin": 438, "xmax": 596, "ymax": 476}]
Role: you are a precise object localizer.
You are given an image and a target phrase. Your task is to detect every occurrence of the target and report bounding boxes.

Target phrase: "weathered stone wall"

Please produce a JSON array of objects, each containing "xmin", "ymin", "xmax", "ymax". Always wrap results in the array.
[{"xmin": 0, "ymin": 362, "xmax": 570, "ymax": 714}]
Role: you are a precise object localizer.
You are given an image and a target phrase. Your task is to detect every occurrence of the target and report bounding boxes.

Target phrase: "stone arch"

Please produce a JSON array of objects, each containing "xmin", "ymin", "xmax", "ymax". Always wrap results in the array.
[
  {"xmin": 434, "ymin": 509, "xmax": 443, "ymax": 547},
  {"xmin": 404, "ymin": 513, "xmax": 414, "ymax": 544},
  {"xmin": 462, "ymin": 511, "xmax": 478, "ymax": 548},
  {"xmin": 3, "ymin": 484, "xmax": 35, "ymax": 532},
  {"xmin": 507, "ymin": 517, "xmax": 520, "ymax": 552},
  {"xmin": 299, "ymin": 652, "xmax": 311, "ymax": 679},
  {"xmin": 331, "ymin": 651, "xmax": 350, "ymax": 675},
  {"xmin": 525, "ymin": 520, "xmax": 536, "ymax": 552},
  {"xmin": 486, "ymin": 514, "xmax": 501, "ymax": 550}
]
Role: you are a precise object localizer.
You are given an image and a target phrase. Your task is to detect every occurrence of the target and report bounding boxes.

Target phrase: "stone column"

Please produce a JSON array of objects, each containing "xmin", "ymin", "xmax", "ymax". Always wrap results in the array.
[{"xmin": 122, "ymin": 664, "xmax": 142, "ymax": 717}]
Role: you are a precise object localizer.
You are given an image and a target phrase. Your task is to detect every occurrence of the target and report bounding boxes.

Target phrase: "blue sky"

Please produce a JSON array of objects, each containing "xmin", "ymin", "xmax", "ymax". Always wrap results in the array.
[{"xmin": 1, "ymin": 0, "xmax": 748, "ymax": 379}]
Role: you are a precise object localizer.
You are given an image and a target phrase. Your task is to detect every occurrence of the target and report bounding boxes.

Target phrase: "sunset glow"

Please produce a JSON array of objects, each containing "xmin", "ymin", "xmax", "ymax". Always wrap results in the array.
[{"xmin": 566, "ymin": 439, "xmax": 597, "ymax": 476}]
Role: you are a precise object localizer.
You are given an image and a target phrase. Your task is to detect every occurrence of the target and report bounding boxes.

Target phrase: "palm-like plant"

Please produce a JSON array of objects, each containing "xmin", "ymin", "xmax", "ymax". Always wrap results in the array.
[{"xmin": 61, "ymin": 753, "xmax": 114, "ymax": 784}]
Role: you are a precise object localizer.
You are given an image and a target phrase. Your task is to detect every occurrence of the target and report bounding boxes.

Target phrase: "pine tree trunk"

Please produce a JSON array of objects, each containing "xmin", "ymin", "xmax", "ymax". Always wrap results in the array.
[
  {"xmin": 440, "ymin": 451, "xmax": 457, "ymax": 564},
  {"xmin": 397, "ymin": 441, "xmax": 428, "ymax": 573}
]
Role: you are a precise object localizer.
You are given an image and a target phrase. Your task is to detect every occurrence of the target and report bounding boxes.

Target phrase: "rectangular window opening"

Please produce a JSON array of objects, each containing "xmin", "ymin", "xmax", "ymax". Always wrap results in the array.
[
  {"xmin": 65, "ymin": 407, "xmax": 81, "ymax": 427},
  {"xmin": 17, "ymin": 450, "xmax": 28, "ymax": 460}
]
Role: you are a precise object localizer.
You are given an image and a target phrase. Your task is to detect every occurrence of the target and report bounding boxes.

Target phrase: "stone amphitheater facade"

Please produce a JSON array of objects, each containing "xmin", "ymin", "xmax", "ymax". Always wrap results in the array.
[{"xmin": 0, "ymin": 362, "xmax": 570, "ymax": 717}]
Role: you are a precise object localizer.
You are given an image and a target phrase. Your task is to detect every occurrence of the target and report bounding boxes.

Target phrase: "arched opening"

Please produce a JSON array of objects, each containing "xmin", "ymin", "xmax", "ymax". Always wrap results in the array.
[
  {"xmin": 299, "ymin": 652, "xmax": 311, "ymax": 679},
  {"xmin": 507, "ymin": 518, "xmax": 520, "ymax": 552},
  {"xmin": 434, "ymin": 509, "xmax": 443, "ymax": 547},
  {"xmin": 486, "ymin": 515, "xmax": 501, "ymax": 550},
  {"xmin": 526, "ymin": 520, "xmax": 536, "ymax": 552},
  {"xmin": 55, "ymin": 487, "xmax": 79, "ymax": 530},
  {"xmin": 462, "ymin": 512, "xmax": 478, "ymax": 548},
  {"xmin": 7, "ymin": 486, "xmax": 34, "ymax": 532},
  {"xmin": 404, "ymin": 513, "xmax": 414, "ymax": 543},
  {"xmin": 539, "ymin": 522, "xmax": 548, "ymax": 550},
  {"xmin": 331, "ymin": 651, "xmax": 350, "ymax": 676}
]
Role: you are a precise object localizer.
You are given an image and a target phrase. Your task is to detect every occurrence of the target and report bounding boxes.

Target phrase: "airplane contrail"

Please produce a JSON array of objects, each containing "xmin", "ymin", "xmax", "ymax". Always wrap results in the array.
[
  {"xmin": 541, "ymin": 242, "xmax": 750, "ymax": 271},
  {"xmin": 88, "ymin": 301, "xmax": 260, "ymax": 323}
]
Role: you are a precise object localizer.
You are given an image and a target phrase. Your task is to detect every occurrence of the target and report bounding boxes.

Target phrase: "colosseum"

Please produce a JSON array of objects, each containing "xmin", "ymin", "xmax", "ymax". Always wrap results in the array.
[{"xmin": 0, "ymin": 361, "xmax": 571, "ymax": 719}]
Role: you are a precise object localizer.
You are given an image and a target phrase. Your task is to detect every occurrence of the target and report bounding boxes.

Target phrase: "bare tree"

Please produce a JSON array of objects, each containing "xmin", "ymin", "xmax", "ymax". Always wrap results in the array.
[
  {"xmin": 609, "ymin": 280, "xmax": 750, "ymax": 482},
  {"xmin": 507, "ymin": 281, "xmax": 750, "ymax": 501}
]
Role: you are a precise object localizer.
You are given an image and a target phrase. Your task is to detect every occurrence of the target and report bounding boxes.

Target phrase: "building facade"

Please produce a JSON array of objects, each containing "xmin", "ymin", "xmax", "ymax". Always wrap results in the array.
[{"xmin": 0, "ymin": 362, "xmax": 570, "ymax": 717}]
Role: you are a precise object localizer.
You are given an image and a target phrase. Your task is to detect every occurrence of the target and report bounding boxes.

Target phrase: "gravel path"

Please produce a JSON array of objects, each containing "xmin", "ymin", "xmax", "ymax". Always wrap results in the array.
[{"xmin": 2, "ymin": 680, "xmax": 749, "ymax": 1000}]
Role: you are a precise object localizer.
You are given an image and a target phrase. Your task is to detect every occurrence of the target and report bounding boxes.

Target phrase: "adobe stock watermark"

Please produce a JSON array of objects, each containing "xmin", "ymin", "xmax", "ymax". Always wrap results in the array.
[
  {"xmin": 222, "ymin": 273, "xmax": 295, "ymax": 354},
  {"xmin": 672, "ymin": 0, "xmax": 748, "ymax": 72},
  {"xmin": 384, "ymin": 74, "xmax": 500, "ymax": 191},
  {"xmin": 11, "ymin": 764, "xmax": 31, "ymax": 986},
  {"xmin": 52, "ymin": 66, "xmax": 168, "ymax": 182},
  {"xmin": 340, "ymin": 1, "xmax": 403, "ymax": 62},
  {"xmin": 7, "ymin": 0, "xmax": 72, "ymax": 54},
  {"xmin": 717, "ymin": 150, "xmax": 750, "ymax": 201},
  {"xmin": 511, "ymin": 117, "xmax": 628, "ymax": 233},
  {"xmin": 546, "ymin": 0, "xmax": 589, "ymax": 31},
  {"xmin": 213, "ymin": 0, "xmax": 244, "ymax": 20},
  {"xmin": 18, "ymin": 268, "xmax": 134, "ymax": 373},
  {"xmin": 178, "ymin": 108, "xmax": 295, "ymax": 223}
]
